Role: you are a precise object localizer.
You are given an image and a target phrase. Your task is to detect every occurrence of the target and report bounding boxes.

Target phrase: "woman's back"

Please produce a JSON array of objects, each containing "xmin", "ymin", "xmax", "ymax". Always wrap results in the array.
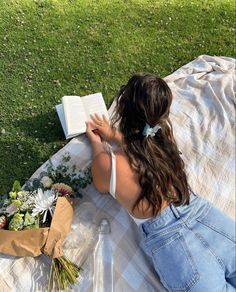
[
  {"xmin": 93, "ymin": 147, "xmax": 169, "ymax": 220},
  {"xmin": 91, "ymin": 73, "xmax": 185, "ymax": 219}
]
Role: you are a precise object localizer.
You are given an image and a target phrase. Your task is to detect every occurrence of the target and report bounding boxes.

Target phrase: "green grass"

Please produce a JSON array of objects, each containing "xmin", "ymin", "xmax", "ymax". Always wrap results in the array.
[{"xmin": 0, "ymin": 0, "xmax": 235, "ymax": 193}]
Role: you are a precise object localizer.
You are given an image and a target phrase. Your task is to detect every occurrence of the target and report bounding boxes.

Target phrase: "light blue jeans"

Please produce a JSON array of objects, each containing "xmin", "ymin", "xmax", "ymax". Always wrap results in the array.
[{"xmin": 139, "ymin": 192, "xmax": 236, "ymax": 292}]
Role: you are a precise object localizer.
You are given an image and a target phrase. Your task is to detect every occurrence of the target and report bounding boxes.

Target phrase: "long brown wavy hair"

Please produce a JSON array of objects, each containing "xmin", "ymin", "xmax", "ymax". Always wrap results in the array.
[{"xmin": 111, "ymin": 73, "xmax": 191, "ymax": 216}]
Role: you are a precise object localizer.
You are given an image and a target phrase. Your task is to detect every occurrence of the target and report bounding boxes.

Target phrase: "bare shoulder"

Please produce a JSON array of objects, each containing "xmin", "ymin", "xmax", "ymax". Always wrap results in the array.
[
  {"xmin": 92, "ymin": 149, "xmax": 127, "ymax": 175},
  {"xmin": 91, "ymin": 149, "xmax": 128, "ymax": 193},
  {"xmin": 113, "ymin": 148, "xmax": 128, "ymax": 161},
  {"xmin": 92, "ymin": 151, "xmax": 111, "ymax": 173},
  {"xmin": 92, "ymin": 151, "xmax": 113, "ymax": 193}
]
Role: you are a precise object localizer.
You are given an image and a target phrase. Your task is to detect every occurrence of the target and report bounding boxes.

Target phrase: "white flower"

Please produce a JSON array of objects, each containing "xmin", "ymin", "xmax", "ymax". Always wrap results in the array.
[
  {"xmin": 20, "ymin": 195, "xmax": 36, "ymax": 212},
  {"xmin": 17, "ymin": 191, "xmax": 30, "ymax": 201},
  {"xmin": 40, "ymin": 176, "xmax": 53, "ymax": 188},
  {"xmin": 32, "ymin": 189, "xmax": 57, "ymax": 223}
]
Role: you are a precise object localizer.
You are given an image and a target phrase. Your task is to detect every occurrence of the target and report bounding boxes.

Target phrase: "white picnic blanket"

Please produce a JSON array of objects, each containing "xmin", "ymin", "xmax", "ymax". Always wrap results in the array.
[{"xmin": 0, "ymin": 55, "xmax": 235, "ymax": 291}]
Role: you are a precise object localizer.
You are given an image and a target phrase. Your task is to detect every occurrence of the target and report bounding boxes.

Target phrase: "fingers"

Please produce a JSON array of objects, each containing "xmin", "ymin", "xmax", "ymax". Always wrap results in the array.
[
  {"xmin": 91, "ymin": 113, "xmax": 109, "ymax": 123},
  {"xmin": 90, "ymin": 113, "xmax": 104, "ymax": 127},
  {"xmin": 90, "ymin": 113, "xmax": 99, "ymax": 122},
  {"xmin": 102, "ymin": 114, "xmax": 109, "ymax": 124},
  {"xmin": 85, "ymin": 121, "xmax": 91, "ymax": 132},
  {"xmin": 85, "ymin": 121, "xmax": 96, "ymax": 132},
  {"xmin": 94, "ymin": 113, "xmax": 102, "ymax": 120},
  {"xmin": 86, "ymin": 121, "xmax": 100, "ymax": 139}
]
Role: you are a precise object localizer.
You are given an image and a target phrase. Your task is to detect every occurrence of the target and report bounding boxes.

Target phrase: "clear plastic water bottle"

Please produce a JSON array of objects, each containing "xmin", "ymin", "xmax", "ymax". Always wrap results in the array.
[{"xmin": 93, "ymin": 218, "xmax": 114, "ymax": 292}]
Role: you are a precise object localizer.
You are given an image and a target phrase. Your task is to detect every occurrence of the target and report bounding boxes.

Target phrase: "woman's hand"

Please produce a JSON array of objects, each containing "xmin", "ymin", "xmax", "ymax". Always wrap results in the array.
[
  {"xmin": 86, "ymin": 121, "xmax": 107, "ymax": 158},
  {"xmin": 90, "ymin": 113, "xmax": 115, "ymax": 142},
  {"xmin": 85, "ymin": 121, "xmax": 102, "ymax": 144}
]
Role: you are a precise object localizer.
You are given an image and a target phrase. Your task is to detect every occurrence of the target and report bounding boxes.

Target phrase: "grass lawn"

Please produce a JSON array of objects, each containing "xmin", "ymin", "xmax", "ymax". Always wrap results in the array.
[{"xmin": 0, "ymin": 0, "xmax": 235, "ymax": 193}]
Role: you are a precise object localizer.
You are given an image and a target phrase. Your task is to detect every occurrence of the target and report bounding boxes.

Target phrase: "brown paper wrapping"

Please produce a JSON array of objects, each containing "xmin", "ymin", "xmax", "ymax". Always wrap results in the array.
[
  {"xmin": 43, "ymin": 197, "xmax": 73, "ymax": 258},
  {"xmin": 0, "ymin": 228, "xmax": 49, "ymax": 257},
  {"xmin": 0, "ymin": 197, "xmax": 73, "ymax": 259}
]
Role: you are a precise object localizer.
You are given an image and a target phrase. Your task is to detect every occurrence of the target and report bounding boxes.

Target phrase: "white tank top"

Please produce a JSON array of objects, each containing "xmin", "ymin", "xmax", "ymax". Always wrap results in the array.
[{"xmin": 108, "ymin": 147, "xmax": 151, "ymax": 226}]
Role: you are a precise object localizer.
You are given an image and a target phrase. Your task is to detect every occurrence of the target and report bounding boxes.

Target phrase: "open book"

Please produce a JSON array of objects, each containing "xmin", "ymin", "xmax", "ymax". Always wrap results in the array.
[{"xmin": 56, "ymin": 92, "xmax": 109, "ymax": 139}]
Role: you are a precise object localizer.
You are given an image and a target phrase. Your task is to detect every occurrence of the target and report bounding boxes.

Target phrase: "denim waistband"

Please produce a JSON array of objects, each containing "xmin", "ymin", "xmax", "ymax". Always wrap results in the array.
[{"xmin": 140, "ymin": 192, "xmax": 210, "ymax": 236}]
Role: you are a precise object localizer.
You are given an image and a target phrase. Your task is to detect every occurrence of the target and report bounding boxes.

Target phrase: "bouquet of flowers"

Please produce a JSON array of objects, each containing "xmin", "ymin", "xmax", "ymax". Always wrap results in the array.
[{"xmin": 0, "ymin": 153, "xmax": 92, "ymax": 290}]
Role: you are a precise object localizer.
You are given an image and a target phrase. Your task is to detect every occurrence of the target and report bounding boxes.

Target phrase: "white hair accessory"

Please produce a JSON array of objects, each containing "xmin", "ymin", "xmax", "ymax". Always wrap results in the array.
[{"xmin": 142, "ymin": 123, "xmax": 161, "ymax": 138}]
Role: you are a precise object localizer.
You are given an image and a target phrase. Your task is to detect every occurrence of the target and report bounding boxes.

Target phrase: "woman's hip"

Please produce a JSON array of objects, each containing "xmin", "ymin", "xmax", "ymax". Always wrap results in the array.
[{"xmin": 139, "ymin": 194, "xmax": 236, "ymax": 291}]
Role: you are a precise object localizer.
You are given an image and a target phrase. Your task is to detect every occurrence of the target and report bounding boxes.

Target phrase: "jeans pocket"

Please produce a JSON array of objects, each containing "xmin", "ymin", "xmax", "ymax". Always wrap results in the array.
[{"xmin": 151, "ymin": 233, "xmax": 199, "ymax": 292}]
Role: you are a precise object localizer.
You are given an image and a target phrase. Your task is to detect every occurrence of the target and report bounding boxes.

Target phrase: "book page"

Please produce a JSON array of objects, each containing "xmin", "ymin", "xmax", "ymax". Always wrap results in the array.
[
  {"xmin": 56, "ymin": 104, "xmax": 80, "ymax": 139},
  {"xmin": 81, "ymin": 92, "xmax": 109, "ymax": 122},
  {"xmin": 62, "ymin": 96, "xmax": 87, "ymax": 135}
]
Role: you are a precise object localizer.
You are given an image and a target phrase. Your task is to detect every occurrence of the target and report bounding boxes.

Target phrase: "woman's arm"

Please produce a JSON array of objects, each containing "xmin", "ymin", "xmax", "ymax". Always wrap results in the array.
[
  {"xmin": 91, "ymin": 140, "xmax": 105, "ymax": 159},
  {"xmin": 86, "ymin": 121, "xmax": 110, "ymax": 192},
  {"xmin": 86, "ymin": 121, "xmax": 105, "ymax": 159}
]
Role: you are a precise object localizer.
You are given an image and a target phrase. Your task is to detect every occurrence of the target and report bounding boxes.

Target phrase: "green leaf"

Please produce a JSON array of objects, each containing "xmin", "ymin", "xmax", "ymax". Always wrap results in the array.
[
  {"xmin": 8, "ymin": 212, "xmax": 24, "ymax": 231},
  {"xmin": 12, "ymin": 180, "xmax": 21, "ymax": 193},
  {"xmin": 11, "ymin": 199, "xmax": 22, "ymax": 208},
  {"xmin": 24, "ymin": 211, "xmax": 36, "ymax": 226}
]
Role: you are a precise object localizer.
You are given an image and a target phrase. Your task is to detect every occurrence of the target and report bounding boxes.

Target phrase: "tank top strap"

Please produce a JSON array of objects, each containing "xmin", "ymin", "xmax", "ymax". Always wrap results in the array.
[{"xmin": 108, "ymin": 147, "xmax": 117, "ymax": 198}]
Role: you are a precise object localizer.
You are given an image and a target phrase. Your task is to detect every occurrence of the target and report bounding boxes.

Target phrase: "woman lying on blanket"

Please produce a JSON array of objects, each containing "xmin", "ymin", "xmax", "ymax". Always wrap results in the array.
[{"xmin": 85, "ymin": 73, "xmax": 236, "ymax": 292}]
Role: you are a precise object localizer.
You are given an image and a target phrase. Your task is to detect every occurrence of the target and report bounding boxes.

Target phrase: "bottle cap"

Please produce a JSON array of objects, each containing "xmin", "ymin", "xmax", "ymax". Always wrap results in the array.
[{"xmin": 98, "ymin": 218, "xmax": 111, "ymax": 234}]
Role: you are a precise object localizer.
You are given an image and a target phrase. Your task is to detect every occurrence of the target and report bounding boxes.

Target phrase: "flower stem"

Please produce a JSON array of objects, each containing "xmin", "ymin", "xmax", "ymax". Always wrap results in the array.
[{"xmin": 47, "ymin": 259, "xmax": 53, "ymax": 292}]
